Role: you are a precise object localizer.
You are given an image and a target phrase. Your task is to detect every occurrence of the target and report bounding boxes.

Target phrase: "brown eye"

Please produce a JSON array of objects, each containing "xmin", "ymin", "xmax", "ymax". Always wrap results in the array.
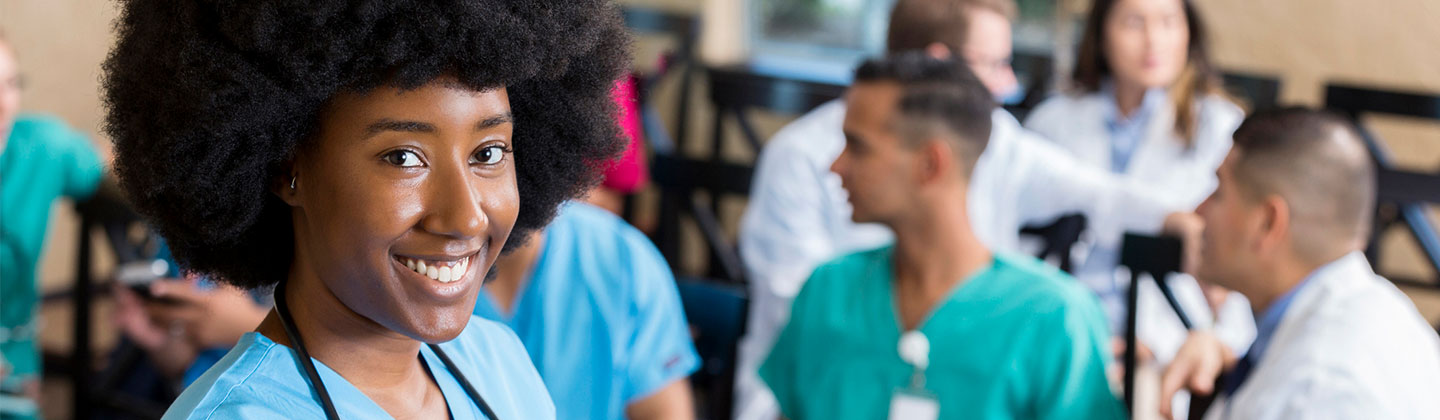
[
  {"xmin": 382, "ymin": 150, "xmax": 423, "ymax": 167},
  {"xmin": 472, "ymin": 145, "xmax": 508, "ymax": 165}
]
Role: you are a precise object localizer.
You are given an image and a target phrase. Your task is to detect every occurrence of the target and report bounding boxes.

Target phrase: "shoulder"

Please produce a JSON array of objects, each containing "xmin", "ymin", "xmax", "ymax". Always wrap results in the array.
[
  {"xmin": 1195, "ymin": 94, "xmax": 1244, "ymax": 133},
  {"xmin": 988, "ymin": 253, "xmax": 1105, "ymax": 319},
  {"xmin": 546, "ymin": 201, "xmax": 667, "ymax": 279},
  {"xmin": 8, "ymin": 114, "xmax": 88, "ymax": 148},
  {"xmin": 163, "ymin": 334, "xmax": 315, "ymax": 420},
  {"xmin": 442, "ymin": 316, "xmax": 555, "ymax": 417},
  {"xmin": 795, "ymin": 246, "xmax": 890, "ymax": 299},
  {"xmin": 445, "ymin": 315, "xmax": 531, "ymax": 359},
  {"xmin": 1026, "ymin": 92, "xmax": 1103, "ymax": 126},
  {"xmin": 758, "ymin": 100, "xmax": 846, "ymax": 164}
]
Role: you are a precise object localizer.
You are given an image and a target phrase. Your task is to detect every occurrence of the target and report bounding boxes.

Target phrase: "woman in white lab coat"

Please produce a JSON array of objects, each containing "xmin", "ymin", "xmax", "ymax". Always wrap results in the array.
[{"xmin": 1024, "ymin": 0, "xmax": 1253, "ymax": 375}]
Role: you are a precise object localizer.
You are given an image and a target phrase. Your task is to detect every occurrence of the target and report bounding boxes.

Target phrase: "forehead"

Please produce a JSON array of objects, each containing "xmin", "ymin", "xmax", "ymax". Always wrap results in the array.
[
  {"xmin": 1112, "ymin": 0, "xmax": 1185, "ymax": 15},
  {"xmin": 843, "ymin": 82, "xmax": 902, "ymax": 131},
  {"xmin": 964, "ymin": 8, "xmax": 1012, "ymax": 53}
]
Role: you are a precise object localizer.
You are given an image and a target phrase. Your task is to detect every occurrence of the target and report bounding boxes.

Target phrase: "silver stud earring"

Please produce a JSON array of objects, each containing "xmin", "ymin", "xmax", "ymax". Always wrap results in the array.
[{"xmin": 290, "ymin": 176, "xmax": 297, "ymax": 190}]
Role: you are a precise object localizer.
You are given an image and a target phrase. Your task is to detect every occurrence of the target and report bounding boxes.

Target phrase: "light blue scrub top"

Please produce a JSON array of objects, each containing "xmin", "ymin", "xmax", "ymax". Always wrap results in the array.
[
  {"xmin": 473, "ymin": 202, "xmax": 700, "ymax": 420},
  {"xmin": 163, "ymin": 315, "xmax": 554, "ymax": 420}
]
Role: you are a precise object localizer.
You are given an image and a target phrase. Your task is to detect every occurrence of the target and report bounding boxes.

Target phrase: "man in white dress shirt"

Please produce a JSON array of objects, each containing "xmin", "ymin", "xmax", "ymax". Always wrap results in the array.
[{"xmin": 1159, "ymin": 108, "xmax": 1440, "ymax": 420}]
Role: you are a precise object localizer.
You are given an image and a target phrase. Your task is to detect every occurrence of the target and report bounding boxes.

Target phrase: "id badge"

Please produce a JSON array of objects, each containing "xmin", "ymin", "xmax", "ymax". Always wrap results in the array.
[{"xmin": 888, "ymin": 388, "xmax": 939, "ymax": 420}]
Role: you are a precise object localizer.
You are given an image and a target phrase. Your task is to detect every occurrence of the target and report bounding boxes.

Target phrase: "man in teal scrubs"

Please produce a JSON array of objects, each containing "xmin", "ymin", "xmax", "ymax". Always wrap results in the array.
[
  {"xmin": 760, "ymin": 52, "xmax": 1124, "ymax": 420},
  {"xmin": 0, "ymin": 31, "xmax": 105, "ymax": 418}
]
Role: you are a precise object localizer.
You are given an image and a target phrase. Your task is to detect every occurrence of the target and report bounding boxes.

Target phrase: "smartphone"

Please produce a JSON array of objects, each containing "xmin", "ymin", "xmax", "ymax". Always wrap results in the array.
[{"xmin": 115, "ymin": 259, "xmax": 186, "ymax": 305}]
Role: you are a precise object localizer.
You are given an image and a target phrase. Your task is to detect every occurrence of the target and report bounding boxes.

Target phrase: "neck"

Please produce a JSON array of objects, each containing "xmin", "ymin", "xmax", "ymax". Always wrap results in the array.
[
  {"xmin": 257, "ymin": 259, "xmax": 426, "ymax": 392},
  {"xmin": 486, "ymin": 233, "xmax": 545, "ymax": 313},
  {"xmin": 888, "ymin": 188, "xmax": 992, "ymax": 329},
  {"xmin": 1245, "ymin": 254, "xmax": 1330, "ymax": 314},
  {"xmin": 1112, "ymin": 79, "xmax": 1149, "ymax": 118}
]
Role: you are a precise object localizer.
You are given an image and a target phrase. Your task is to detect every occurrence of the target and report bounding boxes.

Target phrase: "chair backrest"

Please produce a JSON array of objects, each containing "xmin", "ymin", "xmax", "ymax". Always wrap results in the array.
[
  {"xmin": 1323, "ymin": 83, "xmax": 1440, "ymax": 289},
  {"xmin": 1017, "ymin": 214, "xmax": 1087, "ymax": 274},
  {"xmin": 1221, "ymin": 71, "xmax": 1282, "ymax": 111},
  {"xmin": 676, "ymin": 277, "xmax": 749, "ymax": 420}
]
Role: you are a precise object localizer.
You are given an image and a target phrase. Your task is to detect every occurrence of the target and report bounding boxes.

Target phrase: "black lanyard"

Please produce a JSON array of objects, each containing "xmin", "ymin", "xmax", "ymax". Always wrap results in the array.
[{"xmin": 274, "ymin": 283, "xmax": 500, "ymax": 420}]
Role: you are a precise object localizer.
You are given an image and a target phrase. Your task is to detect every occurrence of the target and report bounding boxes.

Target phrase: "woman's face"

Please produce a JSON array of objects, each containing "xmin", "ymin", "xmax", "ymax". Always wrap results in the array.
[
  {"xmin": 1102, "ymin": 0, "xmax": 1190, "ymax": 89},
  {"xmin": 291, "ymin": 79, "xmax": 518, "ymax": 343}
]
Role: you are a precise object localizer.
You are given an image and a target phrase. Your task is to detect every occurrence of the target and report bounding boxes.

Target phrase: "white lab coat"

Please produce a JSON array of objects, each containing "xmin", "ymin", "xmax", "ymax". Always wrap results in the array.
[
  {"xmin": 733, "ymin": 99, "xmax": 1187, "ymax": 420},
  {"xmin": 1024, "ymin": 92, "xmax": 1256, "ymax": 368},
  {"xmin": 1207, "ymin": 252, "xmax": 1440, "ymax": 420}
]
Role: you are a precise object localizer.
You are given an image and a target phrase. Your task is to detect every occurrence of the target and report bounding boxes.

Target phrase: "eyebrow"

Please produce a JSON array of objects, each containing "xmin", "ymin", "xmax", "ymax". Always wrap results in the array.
[{"xmin": 362, "ymin": 113, "xmax": 514, "ymax": 139}]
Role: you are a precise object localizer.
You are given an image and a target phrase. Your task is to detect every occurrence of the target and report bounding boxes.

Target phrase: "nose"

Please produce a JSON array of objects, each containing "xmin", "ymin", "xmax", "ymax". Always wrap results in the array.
[
  {"xmin": 830, "ymin": 147, "xmax": 850, "ymax": 176},
  {"xmin": 419, "ymin": 159, "xmax": 488, "ymax": 240},
  {"xmin": 1195, "ymin": 192, "xmax": 1214, "ymax": 217}
]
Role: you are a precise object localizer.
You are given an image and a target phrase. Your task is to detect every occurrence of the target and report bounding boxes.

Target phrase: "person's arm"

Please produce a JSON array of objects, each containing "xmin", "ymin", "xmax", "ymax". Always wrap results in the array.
[
  {"xmin": 1158, "ymin": 330, "xmax": 1238, "ymax": 420},
  {"xmin": 56, "ymin": 122, "xmax": 105, "ymax": 199},
  {"xmin": 1011, "ymin": 131, "xmax": 1180, "ymax": 247},
  {"xmin": 621, "ymin": 232, "xmax": 700, "ymax": 419},
  {"xmin": 625, "ymin": 379, "xmax": 695, "ymax": 420}
]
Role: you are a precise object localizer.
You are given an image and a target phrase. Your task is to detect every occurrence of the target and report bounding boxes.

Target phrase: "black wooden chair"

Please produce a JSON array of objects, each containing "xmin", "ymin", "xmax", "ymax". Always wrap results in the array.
[{"xmin": 1323, "ymin": 83, "xmax": 1440, "ymax": 292}]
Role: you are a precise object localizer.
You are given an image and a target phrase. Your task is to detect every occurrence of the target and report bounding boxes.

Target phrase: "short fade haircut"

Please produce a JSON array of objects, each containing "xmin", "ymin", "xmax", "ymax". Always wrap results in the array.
[
  {"xmin": 886, "ymin": 0, "xmax": 1017, "ymax": 54},
  {"xmin": 854, "ymin": 52, "xmax": 995, "ymax": 177},
  {"xmin": 1230, "ymin": 107, "xmax": 1376, "ymax": 262}
]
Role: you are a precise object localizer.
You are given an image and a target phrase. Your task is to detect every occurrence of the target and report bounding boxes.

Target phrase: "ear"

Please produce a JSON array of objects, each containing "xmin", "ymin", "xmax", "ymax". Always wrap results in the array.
[
  {"xmin": 915, "ymin": 139, "xmax": 954, "ymax": 185},
  {"xmin": 1254, "ymin": 195, "xmax": 1291, "ymax": 256},
  {"xmin": 271, "ymin": 160, "xmax": 302, "ymax": 207},
  {"xmin": 924, "ymin": 43, "xmax": 953, "ymax": 60}
]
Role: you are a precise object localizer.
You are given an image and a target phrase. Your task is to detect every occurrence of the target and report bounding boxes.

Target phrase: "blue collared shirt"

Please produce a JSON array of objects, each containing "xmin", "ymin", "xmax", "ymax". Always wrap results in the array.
[
  {"xmin": 1102, "ymin": 84, "xmax": 1165, "ymax": 174},
  {"xmin": 1223, "ymin": 265, "xmax": 1321, "ymax": 396}
]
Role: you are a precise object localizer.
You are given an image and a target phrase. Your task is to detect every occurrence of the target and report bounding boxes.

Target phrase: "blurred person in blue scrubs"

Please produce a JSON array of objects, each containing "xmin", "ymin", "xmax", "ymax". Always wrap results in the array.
[
  {"xmin": 476, "ymin": 201, "xmax": 699, "ymax": 420},
  {"xmin": 0, "ymin": 28, "xmax": 105, "ymax": 419}
]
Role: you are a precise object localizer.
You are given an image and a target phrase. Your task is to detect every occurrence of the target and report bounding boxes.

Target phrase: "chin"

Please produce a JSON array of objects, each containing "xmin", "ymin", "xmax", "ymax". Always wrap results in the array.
[{"xmin": 400, "ymin": 308, "xmax": 475, "ymax": 344}]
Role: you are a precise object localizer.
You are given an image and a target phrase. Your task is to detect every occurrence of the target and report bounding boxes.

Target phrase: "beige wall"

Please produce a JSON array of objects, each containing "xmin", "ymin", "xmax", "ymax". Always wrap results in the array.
[{"xmin": 5, "ymin": 0, "xmax": 1437, "ymax": 297}]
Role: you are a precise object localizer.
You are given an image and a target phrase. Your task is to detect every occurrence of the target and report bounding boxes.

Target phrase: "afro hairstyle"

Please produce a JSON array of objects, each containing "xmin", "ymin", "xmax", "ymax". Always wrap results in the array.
[{"xmin": 103, "ymin": 0, "xmax": 631, "ymax": 290}]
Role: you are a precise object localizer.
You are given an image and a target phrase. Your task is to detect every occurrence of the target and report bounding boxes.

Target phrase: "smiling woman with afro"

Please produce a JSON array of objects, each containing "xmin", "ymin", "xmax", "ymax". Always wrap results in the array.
[{"xmin": 103, "ymin": 0, "xmax": 630, "ymax": 418}]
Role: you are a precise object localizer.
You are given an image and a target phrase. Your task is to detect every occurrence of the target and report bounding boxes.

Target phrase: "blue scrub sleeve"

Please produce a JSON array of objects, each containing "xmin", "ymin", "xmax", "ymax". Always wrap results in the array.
[{"xmin": 620, "ymin": 239, "xmax": 701, "ymax": 403}]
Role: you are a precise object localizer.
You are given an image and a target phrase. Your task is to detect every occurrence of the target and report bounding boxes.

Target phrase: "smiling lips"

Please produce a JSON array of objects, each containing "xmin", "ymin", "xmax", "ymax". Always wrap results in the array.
[{"xmin": 400, "ymin": 256, "xmax": 469, "ymax": 283}]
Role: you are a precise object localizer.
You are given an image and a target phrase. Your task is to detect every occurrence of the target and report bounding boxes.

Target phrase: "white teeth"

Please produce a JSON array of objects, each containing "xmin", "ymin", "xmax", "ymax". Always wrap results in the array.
[
  {"xmin": 401, "ymin": 256, "xmax": 470, "ymax": 283},
  {"xmin": 451, "ymin": 259, "xmax": 466, "ymax": 281}
]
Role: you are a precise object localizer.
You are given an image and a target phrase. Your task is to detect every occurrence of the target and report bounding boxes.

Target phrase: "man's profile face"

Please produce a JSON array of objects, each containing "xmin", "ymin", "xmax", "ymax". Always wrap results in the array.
[
  {"xmin": 832, "ymin": 81, "xmax": 917, "ymax": 225},
  {"xmin": 1195, "ymin": 150, "xmax": 1262, "ymax": 291}
]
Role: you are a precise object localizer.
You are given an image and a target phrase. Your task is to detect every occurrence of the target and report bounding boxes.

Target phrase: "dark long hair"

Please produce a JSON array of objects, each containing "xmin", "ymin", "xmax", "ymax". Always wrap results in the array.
[{"xmin": 1072, "ymin": 0, "xmax": 1222, "ymax": 145}]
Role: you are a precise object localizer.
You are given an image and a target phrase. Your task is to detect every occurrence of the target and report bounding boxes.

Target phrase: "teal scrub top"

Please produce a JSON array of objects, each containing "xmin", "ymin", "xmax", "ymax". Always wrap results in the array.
[
  {"xmin": 1, "ymin": 114, "xmax": 103, "ymax": 379},
  {"xmin": 760, "ymin": 246, "xmax": 1126, "ymax": 420},
  {"xmin": 163, "ymin": 315, "xmax": 554, "ymax": 419},
  {"xmin": 473, "ymin": 202, "xmax": 699, "ymax": 420}
]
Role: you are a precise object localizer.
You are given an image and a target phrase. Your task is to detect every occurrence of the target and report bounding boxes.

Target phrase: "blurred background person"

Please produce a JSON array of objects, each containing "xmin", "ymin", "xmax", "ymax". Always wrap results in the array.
[
  {"xmin": 735, "ymin": 1, "xmax": 1206, "ymax": 417},
  {"xmin": 1023, "ymin": 0, "xmax": 1255, "ymax": 375},
  {"xmin": 1160, "ymin": 108, "xmax": 1440, "ymax": 420},
  {"xmin": 477, "ymin": 201, "xmax": 699, "ymax": 420},
  {"xmin": 0, "ymin": 28, "xmax": 105, "ymax": 420},
  {"xmin": 760, "ymin": 52, "xmax": 1123, "ymax": 420}
]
